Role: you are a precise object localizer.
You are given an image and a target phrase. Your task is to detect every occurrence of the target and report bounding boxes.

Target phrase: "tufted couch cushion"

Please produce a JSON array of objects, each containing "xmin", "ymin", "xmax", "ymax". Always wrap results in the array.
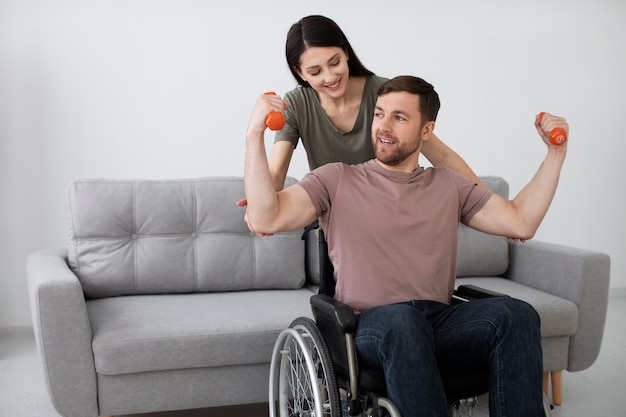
[{"xmin": 67, "ymin": 177, "xmax": 305, "ymax": 298}]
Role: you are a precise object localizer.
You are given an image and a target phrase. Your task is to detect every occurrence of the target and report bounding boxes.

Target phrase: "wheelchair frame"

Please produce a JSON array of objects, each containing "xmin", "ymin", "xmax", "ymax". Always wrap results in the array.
[{"xmin": 268, "ymin": 227, "xmax": 553, "ymax": 417}]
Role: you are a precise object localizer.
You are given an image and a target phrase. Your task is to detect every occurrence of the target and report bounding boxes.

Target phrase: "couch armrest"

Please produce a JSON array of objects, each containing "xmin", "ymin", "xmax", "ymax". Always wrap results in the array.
[
  {"xmin": 504, "ymin": 240, "xmax": 611, "ymax": 371},
  {"xmin": 26, "ymin": 248, "xmax": 98, "ymax": 417}
]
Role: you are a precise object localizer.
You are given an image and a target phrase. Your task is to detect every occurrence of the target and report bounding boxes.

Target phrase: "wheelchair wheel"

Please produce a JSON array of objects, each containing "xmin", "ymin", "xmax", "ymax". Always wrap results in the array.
[
  {"xmin": 450, "ymin": 395, "xmax": 489, "ymax": 417},
  {"xmin": 450, "ymin": 392, "xmax": 553, "ymax": 417},
  {"xmin": 269, "ymin": 317, "xmax": 342, "ymax": 417}
]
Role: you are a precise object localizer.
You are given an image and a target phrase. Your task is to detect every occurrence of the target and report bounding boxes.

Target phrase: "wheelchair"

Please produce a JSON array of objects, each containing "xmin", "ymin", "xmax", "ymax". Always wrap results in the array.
[{"xmin": 269, "ymin": 228, "xmax": 553, "ymax": 417}]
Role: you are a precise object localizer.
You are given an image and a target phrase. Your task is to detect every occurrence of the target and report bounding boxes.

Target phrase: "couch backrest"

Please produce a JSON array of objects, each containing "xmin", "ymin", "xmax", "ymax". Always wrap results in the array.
[
  {"xmin": 67, "ymin": 177, "xmax": 305, "ymax": 298},
  {"xmin": 455, "ymin": 176, "xmax": 509, "ymax": 277}
]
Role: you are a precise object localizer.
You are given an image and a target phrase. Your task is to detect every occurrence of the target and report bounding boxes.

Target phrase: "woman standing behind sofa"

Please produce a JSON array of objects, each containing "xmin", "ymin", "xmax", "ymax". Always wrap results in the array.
[{"xmin": 267, "ymin": 15, "xmax": 486, "ymax": 191}]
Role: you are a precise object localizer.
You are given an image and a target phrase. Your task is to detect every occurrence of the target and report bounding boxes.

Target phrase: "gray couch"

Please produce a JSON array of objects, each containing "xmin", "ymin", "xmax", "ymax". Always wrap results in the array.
[{"xmin": 26, "ymin": 176, "xmax": 610, "ymax": 417}]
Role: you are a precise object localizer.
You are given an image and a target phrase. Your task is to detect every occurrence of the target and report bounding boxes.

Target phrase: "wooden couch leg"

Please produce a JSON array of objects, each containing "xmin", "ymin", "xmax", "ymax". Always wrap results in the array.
[
  {"xmin": 543, "ymin": 370, "xmax": 563, "ymax": 405},
  {"xmin": 551, "ymin": 370, "xmax": 563, "ymax": 405}
]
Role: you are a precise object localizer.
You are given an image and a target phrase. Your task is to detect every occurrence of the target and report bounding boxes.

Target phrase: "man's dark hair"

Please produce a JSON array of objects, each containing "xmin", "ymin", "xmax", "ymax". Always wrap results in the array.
[
  {"xmin": 378, "ymin": 76, "xmax": 441, "ymax": 122},
  {"xmin": 285, "ymin": 15, "xmax": 374, "ymax": 87}
]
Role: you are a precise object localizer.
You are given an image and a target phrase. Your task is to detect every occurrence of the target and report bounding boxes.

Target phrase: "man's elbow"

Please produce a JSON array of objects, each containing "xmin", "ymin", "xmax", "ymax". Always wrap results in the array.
[
  {"xmin": 247, "ymin": 213, "xmax": 278, "ymax": 236},
  {"xmin": 512, "ymin": 223, "xmax": 538, "ymax": 241},
  {"xmin": 516, "ymin": 231, "xmax": 536, "ymax": 241}
]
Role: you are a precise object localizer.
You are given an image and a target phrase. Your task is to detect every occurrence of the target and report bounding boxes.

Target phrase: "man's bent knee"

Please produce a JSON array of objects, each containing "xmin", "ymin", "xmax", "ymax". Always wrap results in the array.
[{"xmin": 502, "ymin": 297, "xmax": 540, "ymax": 329}]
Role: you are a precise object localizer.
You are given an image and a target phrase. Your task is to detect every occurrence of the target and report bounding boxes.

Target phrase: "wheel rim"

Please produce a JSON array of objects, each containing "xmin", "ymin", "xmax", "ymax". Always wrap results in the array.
[{"xmin": 272, "ymin": 318, "xmax": 341, "ymax": 417}]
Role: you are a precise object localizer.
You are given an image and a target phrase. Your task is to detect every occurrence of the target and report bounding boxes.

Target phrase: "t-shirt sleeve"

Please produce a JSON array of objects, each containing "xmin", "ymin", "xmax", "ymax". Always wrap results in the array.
[
  {"xmin": 447, "ymin": 170, "xmax": 493, "ymax": 224},
  {"xmin": 297, "ymin": 163, "xmax": 343, "ymax": 217}
]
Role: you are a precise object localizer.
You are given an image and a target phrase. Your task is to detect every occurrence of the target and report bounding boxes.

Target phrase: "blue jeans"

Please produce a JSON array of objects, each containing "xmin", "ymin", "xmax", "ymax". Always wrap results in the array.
[{"xmin": 354, "ymin": 297, "xmax": 543, "ymax": 417}]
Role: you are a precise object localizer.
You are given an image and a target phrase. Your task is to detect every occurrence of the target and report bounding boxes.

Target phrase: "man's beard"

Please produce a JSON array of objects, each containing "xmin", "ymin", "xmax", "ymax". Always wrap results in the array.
[{"xmin": 374, "ymin": 139, "xmax": 421, "ymax": 166}]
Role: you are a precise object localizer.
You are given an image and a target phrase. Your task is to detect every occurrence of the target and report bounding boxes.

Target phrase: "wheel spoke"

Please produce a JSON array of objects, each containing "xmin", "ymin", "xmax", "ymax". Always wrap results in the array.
[{"xmin": 274, "ymin": 318, "xmax": 341, "ymax": 417}]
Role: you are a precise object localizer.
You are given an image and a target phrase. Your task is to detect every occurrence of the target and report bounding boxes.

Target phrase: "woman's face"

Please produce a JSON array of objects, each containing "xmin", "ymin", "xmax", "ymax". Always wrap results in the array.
[{"xmin": 297, "ymin": 46, "xmax": 350, "ymax": 98}]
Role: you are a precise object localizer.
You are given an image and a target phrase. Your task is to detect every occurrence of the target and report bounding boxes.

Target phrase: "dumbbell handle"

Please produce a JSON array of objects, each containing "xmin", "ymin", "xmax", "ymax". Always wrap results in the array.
[
  {"xmin": 264, "ymin": 92, "xmax": 285, "ymax": 131},
  {"xmin": 537, "ymin": 112, "xmax": 567, "ymax": 145}
]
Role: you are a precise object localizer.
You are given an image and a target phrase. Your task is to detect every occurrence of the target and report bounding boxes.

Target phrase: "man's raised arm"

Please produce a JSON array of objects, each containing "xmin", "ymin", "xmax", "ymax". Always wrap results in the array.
[
  {"xmin": 468, "ymin": 112, "xmax": 568, "ymax": 240},
  {"xmin": 244, "ymin": 93, "xmax": 317, "ymax": 236}
]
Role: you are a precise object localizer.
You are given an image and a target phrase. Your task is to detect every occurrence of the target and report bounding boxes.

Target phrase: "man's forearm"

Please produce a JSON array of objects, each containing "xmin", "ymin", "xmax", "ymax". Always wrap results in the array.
[
  {"xmin": 244, "ymin": 131, "xmax": 280, "ymax": 232},
  {"xmin": 511, "ymin": 146, "xmax": 567, "ymax": 238}
]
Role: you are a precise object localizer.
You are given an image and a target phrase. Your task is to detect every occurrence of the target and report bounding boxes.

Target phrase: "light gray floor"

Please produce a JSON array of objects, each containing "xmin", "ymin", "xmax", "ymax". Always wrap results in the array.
[{"xmin": 2, "ymin": 293, "xmax": 625, "ymax": 417}]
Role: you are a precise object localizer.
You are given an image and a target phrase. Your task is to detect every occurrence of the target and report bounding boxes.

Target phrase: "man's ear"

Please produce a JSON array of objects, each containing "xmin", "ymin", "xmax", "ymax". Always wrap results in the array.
[{"xmin": 421, "ymin": 121, "xmax": 436, "ymax": 140}]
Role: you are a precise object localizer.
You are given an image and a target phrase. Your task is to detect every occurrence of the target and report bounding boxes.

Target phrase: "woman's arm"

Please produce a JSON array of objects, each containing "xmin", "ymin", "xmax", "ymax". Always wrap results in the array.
[
  {"xmin": 268, "ymin": 140, "xmax": 296, "ymax": 191},
  {"xmin": 421, "ymin": 133, "xmax": 488, "ymax": 189}
]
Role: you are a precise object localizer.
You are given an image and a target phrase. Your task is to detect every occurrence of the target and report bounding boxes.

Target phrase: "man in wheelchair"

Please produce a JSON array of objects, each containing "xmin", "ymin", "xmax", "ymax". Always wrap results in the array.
[{"xmin": 245, "ymin": 75, "xmax": 568, "ymax": 417}]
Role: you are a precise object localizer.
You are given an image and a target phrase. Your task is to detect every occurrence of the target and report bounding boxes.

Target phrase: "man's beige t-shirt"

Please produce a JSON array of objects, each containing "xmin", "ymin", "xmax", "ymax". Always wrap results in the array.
[{"xmin": 298, "ymin": 160, "xmax": 492, "ymax": 313}]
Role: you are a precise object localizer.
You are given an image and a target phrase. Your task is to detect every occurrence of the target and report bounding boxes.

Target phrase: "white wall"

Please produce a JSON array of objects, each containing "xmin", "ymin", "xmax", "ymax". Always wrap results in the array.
[{"xmin": 1, "ymin": 0, "xmax": 624, "ymax": 328}]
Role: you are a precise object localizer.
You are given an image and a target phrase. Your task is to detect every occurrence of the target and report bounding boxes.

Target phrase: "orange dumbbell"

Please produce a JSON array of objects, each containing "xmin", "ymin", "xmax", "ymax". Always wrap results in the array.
[
  {"xmin": 264, "ymin": 92, "xmax": 285, "ymax": 131},
  {"xmin": 537, "ymin": 112, "xmax": 567, "ymax": 145}
]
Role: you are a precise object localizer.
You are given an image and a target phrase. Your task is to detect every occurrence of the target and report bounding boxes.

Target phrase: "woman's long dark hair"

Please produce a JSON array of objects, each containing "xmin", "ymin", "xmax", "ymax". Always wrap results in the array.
[{"xmin": 285, "ymin": 15, "xmax": 374, "ymax": 87}]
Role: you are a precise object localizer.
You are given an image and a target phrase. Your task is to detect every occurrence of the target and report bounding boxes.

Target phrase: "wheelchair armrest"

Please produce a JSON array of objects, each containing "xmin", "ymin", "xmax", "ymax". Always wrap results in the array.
[
  {"xmin": 454, "ymin": 284, "xmax": 509, "ymax": 300},
  {"xmin": 310, "ymin": 294, "xmax": 357, "ymax": 334}
]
